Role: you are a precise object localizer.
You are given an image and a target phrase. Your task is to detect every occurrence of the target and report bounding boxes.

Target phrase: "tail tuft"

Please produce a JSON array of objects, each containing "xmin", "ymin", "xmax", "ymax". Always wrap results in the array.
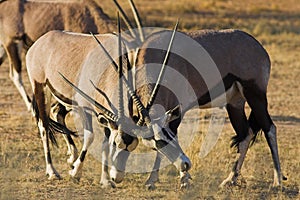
[
  {"xmin": 230, "ymin": 135, "xmax": 243, "ymax": 150},
  {"xmin": 31, "ymin": 95, "xmax": 39, "ymax": 122},
  {"xmin": 32, "ymin": 95, "xmax": 77, "ymax": 147},
  {"xmin": 49, "ymin": 118, "xmax": 78, "ymax": 137}
]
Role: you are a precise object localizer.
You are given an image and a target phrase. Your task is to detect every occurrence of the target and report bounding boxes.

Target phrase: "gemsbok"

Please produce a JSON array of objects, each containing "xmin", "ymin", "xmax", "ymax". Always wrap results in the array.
[
  {"xmin": 25, "ymin": 15, "xmax": 192, "ymax": 188},
  {"xmin": 132, "ymin": 28, "xmax": 286, "ymax": 188},
  {"xmin": 0, "ymin": 0, "xmax": 127, "ymax": 112}
]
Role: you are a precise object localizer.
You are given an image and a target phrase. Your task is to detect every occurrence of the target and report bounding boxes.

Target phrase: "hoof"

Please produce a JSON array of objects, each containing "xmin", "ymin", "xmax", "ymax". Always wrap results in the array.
[
  {"xmin": 69, "ymin": 168, "xmax": 82, "ymax": 179},
  {"xmin": 145, "ymin": 183, "xmax": 156, "ymax": 190},
  {"xmin": 47, "ymin": 172, "xmax": 61, "ymax": 180},
  {"xmin": 180, "ymin": 182, "xmax": 190, "ymax": 189},
  {"xmin": 100, "ymin": 180, "xmax": 116, "ymax": 189},
  {"xmin": 180, "ymin": 171, "xmax": 192, "ymax": 190},
  {"xmin": 67, "ymin": 155, "xmax": 76, "ymax": 165},
  {"xmin": 219, "ymin": 176, "xmax": 246, "ymax": 188},
  {"xmin": 46, "ymin": 165, "xmax": 61, "ymax": 180},
  {"xmin": 68, "ymin": 175, "xmax": 81, "ymax": 183},
  {"xmin": 283, "ymin": 175, "xmax": 288, "ymax": 181}
]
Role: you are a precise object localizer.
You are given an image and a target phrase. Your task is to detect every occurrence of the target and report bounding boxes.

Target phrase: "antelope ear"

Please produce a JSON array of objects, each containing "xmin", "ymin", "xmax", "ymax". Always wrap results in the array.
[{"xmin": 165, "ymin": 104, "xmax": 181, "ymax": 123}]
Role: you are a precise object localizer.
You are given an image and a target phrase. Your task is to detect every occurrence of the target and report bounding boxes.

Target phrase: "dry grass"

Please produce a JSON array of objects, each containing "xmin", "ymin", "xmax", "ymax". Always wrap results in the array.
[{"xmin": 0, "ymin": 0, "xmax": 299, "ymax": 199}]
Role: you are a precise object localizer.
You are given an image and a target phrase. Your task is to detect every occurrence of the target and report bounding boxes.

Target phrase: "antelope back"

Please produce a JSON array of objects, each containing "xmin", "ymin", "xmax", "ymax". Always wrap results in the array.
[
  {"xmin": 0, "ymin": 0, "xmax": 24, "ymax": 42},
  {"xmin": 135, "ymin": 29, "xmax": 271, "ymax": 115},
  {"xmin": 23, "ymin": 0, "xmax": 115, "ymax": 41},
  {"xmin": 26, "ymin": 30, "xmax": 135, "ymax": 121}
]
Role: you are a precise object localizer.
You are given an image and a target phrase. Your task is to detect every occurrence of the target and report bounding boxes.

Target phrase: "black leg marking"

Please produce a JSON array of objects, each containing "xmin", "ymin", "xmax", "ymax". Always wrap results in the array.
[
  {"xmin": 79, "ymin": 150, "xmax": 87, "ymax": 162},
  {"xmin": 243, "ymin": 82, "xmax": 282, "ymax": 186},
  {"xmin": 47, "ymin": 151, "xmax": 52, "ymax": 164}
]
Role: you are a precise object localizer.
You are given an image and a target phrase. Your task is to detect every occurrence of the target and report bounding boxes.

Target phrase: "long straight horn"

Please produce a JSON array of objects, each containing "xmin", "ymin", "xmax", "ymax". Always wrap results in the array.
[
  {"xmin": 117, "ymin": 13, "xmax": 124, "ymax": 122},
  {"xmin": 112, "ymin": 0, "xmax": 137, "ymax": 40},
  {"xmin": 59, "ymin": 72, "xmax": 118, "ymax": 122},
  {"xmin": 128, "ymin": 0, "xmax": 144, "ymax": 42},
  {"xmin": 146, "ymin": 20, "xmax": 179, "ymax": 111},
  {"xmin": 90, "ymin": 32, "xmax": 150, "ymax": 126}
]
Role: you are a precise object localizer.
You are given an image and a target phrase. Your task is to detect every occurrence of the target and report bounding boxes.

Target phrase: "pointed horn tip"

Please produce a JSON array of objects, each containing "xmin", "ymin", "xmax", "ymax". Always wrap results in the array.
[
  {"xmin": 58, "ymin": 71, "xmax": 68, "ymax": 82},
  {"xmin": 174, "ymin": 19, "xmax": 180, "ymax": 30}
]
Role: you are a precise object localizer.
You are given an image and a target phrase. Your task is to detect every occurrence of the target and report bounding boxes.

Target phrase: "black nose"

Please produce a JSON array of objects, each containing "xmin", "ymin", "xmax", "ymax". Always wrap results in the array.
[{"xmin": 121, "ymin": 133, "xmax": 135, "ymax": 146}]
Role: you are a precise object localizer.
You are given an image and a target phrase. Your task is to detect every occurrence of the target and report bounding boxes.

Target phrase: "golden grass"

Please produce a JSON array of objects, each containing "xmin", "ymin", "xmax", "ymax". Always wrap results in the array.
[{"xmin": 0, "ymin": 0, "xmax": 299, "ymax": 199}]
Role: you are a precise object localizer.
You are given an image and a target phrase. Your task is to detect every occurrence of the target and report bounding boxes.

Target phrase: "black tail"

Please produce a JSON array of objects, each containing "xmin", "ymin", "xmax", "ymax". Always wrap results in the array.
[
  {"xmin": 248, "ymin": 111, "xmax": 263, "ymax": 146},
  {"xmin": 230, "ymin": 111, "xmax": 262, "ymax": 148},
  {"xmin": 48, "ymin": 118, "xmax": 78, "ymax": 137},
  {"xmin": 32, "ymin": 95, "xmax": 77, "ymax": 147},
  {"xmin": 32, "ymin": 95, "xmax": 39, "ymax": 122}
]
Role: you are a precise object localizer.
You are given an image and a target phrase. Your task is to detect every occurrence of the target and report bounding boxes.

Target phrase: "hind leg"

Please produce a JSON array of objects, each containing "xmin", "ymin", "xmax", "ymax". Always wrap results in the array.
[
  {"xmin": 50, "ymin": 103, "xmax": 78, "ymax": 164},
  {"xmin": 0, "ymin": 45, "xmax": 6, "ymax": 65},
  {"xmin": 33, "ymin": 82, "xmax": 61, "ymax": 180},
  {"xmin": 5, "ymin": 41, "xmax": 31, "ymax": 110},
  {"xmin": 145, "ymin": 151, "xmax": 162, "ymax": 190},
  {"xmin": 244, "ymin": 89, "xmax": 283, "ymax": 186},
  {"xmin": 220, "ymin": 101, "xmax": 255, "ymax": 187}
]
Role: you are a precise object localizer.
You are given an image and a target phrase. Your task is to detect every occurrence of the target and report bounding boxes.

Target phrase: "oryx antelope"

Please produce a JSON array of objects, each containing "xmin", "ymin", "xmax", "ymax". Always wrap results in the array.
[
  {"xmin": 25, "ymin": 30, "xmax": 132, "ymax": 181},
  {"xmin": 133, "ymin": 29, "xmax": 286, "ymax": 188},
  {"xmin": 0, "ymin": 0, "xmax": 116, "ymax": 111}
]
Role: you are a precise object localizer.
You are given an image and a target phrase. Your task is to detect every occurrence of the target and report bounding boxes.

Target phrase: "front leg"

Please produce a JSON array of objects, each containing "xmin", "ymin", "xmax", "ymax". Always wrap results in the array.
[
  {"xmin": 145, "ymin": 151, "xmax": 162, "ymax": 190},
  {"xmin": 100, "ymin": 129, "xmax": 116, "ymax": 188},
  {"xmin": 174, "ymin": 154, "xmax": 192, "ymax": 189},
  {"xmin": 69, "ymin": 128, "xmax": 93, "ymax": 178}
]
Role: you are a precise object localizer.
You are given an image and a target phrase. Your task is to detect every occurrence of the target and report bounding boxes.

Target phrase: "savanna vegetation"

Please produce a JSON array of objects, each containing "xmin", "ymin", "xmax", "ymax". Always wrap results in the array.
[{"xmin": 0, "ymin": 0, "xmax": 299, "ymax": 199}]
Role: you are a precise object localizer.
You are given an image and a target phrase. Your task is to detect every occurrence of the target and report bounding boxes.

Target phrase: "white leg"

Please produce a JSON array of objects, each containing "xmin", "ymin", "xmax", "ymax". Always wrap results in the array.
[
  {"xmin": 38, "ymin": 120, "xmax": 61, "ymax": 180},
  {"xmin": 69, "ymin": 128, "xmax": 94, "ymax": 178},
  {"xmin": 173, "ymin": 154, "xmax": 192, "ymax": 189},
  {"xmin": 100, "ymin": 134, "xmax": 116, "ymax": 188},
  {"xmin": 145, "ymin": 151, "xmax": 162, "ymax": 190},
  {"xmin": 61, "ymin": 134, "xmax": 78, "ymax": 165},
  {"xmin": 10, "ymin": 68, "xmax": 31, "ymax": 111}
]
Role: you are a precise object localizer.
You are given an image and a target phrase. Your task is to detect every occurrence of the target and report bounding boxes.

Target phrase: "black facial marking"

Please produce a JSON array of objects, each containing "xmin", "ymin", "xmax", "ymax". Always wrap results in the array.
[
  {"xmin": 104, "ymin": 127, "xmax": 110, "ymax": 139},
  {"xmin": 155, "ymin": 140, "xmax": 168, "ymax": 149},
  {"xmin": 121, "ymin": 133, "xmax": 135, "ymax": 146}
]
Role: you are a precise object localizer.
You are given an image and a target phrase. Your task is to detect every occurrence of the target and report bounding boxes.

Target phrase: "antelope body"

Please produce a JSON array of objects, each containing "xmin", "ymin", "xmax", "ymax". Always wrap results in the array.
[
  {"xmin": 0, "ymin": 0, "xmax": 115, "ymax": 111},
  {"xmin": 134, "ymin": 29, "xmax": 284, "ymax": 188},
  {"xmin": 26, "ymin": 30, "xmax": 127, "ymax": 181}
]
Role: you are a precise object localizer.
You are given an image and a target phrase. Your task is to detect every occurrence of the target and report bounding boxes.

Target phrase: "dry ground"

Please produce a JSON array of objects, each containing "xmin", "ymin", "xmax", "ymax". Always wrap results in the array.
[{"xmin": 0, "ymin": 0, "xmax": 299, "ymax": 199}]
